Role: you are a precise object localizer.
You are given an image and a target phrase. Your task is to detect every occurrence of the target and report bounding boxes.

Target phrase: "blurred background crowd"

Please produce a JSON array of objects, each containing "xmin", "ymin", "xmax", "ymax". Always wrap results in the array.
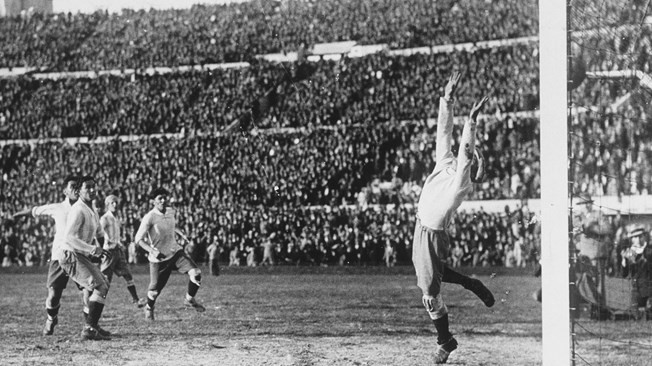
[{"xmin": 1, "ymin": 0, "xmax": 649, "ymax": 271}]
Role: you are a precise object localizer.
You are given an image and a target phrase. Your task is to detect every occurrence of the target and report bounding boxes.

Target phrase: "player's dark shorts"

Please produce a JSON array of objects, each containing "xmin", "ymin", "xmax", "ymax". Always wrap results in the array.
[
  {"xmin": 101, "ymin": 246, "xmax": 132, "ymax": 278},
  {"xmin": 148, "ymin": 250, "xmax": 199, "ymax": 293},
  {"xmin": 412, "ymin": 218, "xmax": 450, "ymax": 297},
  {"xmin": 59, "ymin": 250, "xmax": 109, "ymax": 292},
  {"xmin": 46, "ymin": 260, "xmax": 69, "ymax": 290}
]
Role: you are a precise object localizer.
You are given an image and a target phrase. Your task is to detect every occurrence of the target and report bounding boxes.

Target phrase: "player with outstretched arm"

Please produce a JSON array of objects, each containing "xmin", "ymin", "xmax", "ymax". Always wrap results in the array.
[
  {"xmin": 413, "ymin": 72, "xmax": 495, "ymax": 364},
  {"xmin": 135, "ymin": 188, "xmax": 205, "ymax": 321},
  {"xmin": 11, "ymin": 175, "xmax": 86, "ymax": 336}
]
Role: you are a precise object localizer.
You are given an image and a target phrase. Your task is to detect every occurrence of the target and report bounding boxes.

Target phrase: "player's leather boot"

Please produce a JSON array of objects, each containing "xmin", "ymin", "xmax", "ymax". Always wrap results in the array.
[
  {"xmin": 95, "ymin": 324, "xmax": 111, "ymax": 337},
  {"xmin": 43, "ymin": 316, "xmax": 58, "ymax": 336},
  {"xmin": 145, "ymin": 305, "xmax": 155, "ymax": 320},
  {"xmin": 81, "ymin": 325, "xmax": 111, "ymax": 341},
  {"xmin": 433, "ymin": 337, "xmax": 458, "ymax": 364},
  {"xmin": 184, "ymin": 297, "xmax": 206, "ymax": 312},
  {"xmin": 134, "ymin": 298, "xmax": 147, "ymax": 308},
  {"xmin": 463, "ymin": 278, "xmax": 495, "ymax": 307}
]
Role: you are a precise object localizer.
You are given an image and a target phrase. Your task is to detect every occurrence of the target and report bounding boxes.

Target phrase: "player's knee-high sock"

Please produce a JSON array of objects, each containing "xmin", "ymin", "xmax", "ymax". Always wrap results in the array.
[
  {"xmin": 187, "ymin": 279, "xmax": 200, "ymax": 297},
  {"xmin": 87, "ymin": 301, "xmax": 104, "ymax": 327},
  {"xmin": 432, "ymin": 314, "xmax": 453, "ymax": 344},
  {"xmin": 127, "ymin": 284, "xmax": 139, "ymax": 301},
  {"xmin": 46, "ymin": 305, "xmax": 60, "ymax": 320},
  {"xmin": 441, "ymin": 266, "xmax": 471, "ymax": 286},
  {"xmin": 125, "ymin": 277, "xmax": 139, "ymax": 301},
  {"xmin": 147, "ymin": 290, "xmax": 157, "ymax": 309},
  {"xmin": 46, "ymin": 291, "xmax": 61, "ymax": 320},
  {"xmin": 444, "ymin": 266, "xmax": 495, "ymax": 307}
]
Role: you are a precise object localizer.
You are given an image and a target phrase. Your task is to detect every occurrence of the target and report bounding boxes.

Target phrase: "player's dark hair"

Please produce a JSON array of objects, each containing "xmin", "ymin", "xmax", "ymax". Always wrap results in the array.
[
  {"xmin": 150, "ymin": 187, "xmax": 170, "ymax": 199},
  {"xmin": 73, "ymin": 175, "xmax": 95, "ymax": 191},
  {"xmin": 79, "ymin": 175, "xmax": 95, "ymax": 185},
  {"xmin": 63, "ymin": 175, "xmax": 79, "ymax": 187}
]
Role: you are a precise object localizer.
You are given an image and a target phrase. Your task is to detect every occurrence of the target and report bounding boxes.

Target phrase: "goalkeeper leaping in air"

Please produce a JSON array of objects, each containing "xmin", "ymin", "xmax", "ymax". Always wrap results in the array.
[{"xmin": 412, "ymin": 72, "xmax": 495, "ymax": 364}]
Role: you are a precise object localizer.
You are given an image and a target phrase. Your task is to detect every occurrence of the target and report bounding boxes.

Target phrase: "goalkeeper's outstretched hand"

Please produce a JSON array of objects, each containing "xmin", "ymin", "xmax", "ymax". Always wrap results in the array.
[
  {"xmin": 470, "ymin": 96, "xmax": 489, "ymax": 121},
  {"xmin": 444, "ymin": 71, "xmax": 461, "ymax": 99}
]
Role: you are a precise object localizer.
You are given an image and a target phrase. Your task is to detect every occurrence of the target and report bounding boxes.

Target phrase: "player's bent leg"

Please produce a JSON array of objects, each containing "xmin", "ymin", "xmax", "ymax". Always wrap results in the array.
[
  {"xmin": 78, "ymin": 261, "xmax": 111, "ymax": 341},
  {"xmin": 82, "ymin": 286, "xmax": 111, "ymax": 341},
  {"xmin": 443, "ymin": 266, "xmax": 495, "ymax": 307},
  {"xmin": 123, "ymin": 274, "xmax": 145, "ymax": 307},
  {"xmin": 43, "ymin": 260, "xmax": 69, "ymax": 335},
  {"xmin": 43, "ymin": 287, "xmax": 63, "ymax": 336},
  {"xmin": 184, "ymin": 268, "xmax": 205, "ymax": 312}
]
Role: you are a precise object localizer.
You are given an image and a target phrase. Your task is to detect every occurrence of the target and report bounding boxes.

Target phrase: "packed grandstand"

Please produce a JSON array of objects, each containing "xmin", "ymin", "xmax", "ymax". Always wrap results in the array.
[{"xmin": 0, "ymin": 0, "xmax": 646, "ymax": 271}]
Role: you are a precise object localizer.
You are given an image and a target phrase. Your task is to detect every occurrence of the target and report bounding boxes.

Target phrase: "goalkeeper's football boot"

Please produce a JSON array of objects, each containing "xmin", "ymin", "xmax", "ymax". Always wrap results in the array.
[
  {"xmin": 184, "ymin": 297, "xmax": 206, "ymax": 312},
  {"xmin": 433, "ymin": 336, "xmax": 458, "ymax": 364},
  {"xmin": 43, "ymin": 316, "xmax": 58, "ymax": 336},
  {"xmin": 464, "ymin": 278, "xmax": 495, "ymax": 307}
]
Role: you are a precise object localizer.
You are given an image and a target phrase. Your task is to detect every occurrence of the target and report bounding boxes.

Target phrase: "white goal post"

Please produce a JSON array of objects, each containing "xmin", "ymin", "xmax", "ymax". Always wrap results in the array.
[{"xmin": 540, "ymin": 0, "xmax": 571, "ymax": 365}]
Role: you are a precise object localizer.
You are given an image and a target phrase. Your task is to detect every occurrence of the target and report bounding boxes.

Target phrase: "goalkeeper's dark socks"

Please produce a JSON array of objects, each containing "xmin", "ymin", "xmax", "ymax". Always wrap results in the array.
[
  {"xmin": 433, "ymin": 314, "xmax": 453, "ymax": 345},
  {"xmin": 87, "ymin": 301, "xmax": 105, "ymax": 327},
  {"xmin": 46, "ymin": 305, "xmax": 60, "ymax": 319},
  {"xmin": 442, "ymin": 266, "xmax": 471, "ymax": 286},
  {"xmin": 127, "ymin": 285, "xmax": 139, "ymax": 301},
  {"xmin": 147, "ymin": 297, "xmax": 156, "ymax": 309},
  {"xmin": 83, "ymin": 311, "xmax": 89, "ymax": 323}
]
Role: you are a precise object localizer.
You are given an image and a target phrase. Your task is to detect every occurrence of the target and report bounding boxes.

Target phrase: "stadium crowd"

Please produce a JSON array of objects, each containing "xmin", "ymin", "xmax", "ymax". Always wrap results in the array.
[
  {"xmin": 0, "ymin": 0, "xmax": 538, "ymax": 71},
  {"xmin": 0, "ymin": 44, "xmax": 539, "ymax": 139},
  {"xmin": 570, "ymin": 77, "xmax": 652, "ymax": 197},
  {"xmin": 0, "ymin": 113, "xmax": 540, "ymax": 268},
  {"xmin": 0, "ymin": 0, "xmax": 545, "ymax": 270},
  {"xmin": 1, "ymin": 198, "xmax": 542, "ymax": 270}
]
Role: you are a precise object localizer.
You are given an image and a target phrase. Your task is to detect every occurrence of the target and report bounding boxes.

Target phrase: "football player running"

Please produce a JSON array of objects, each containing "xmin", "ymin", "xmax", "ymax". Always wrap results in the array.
[{"xmin": 135, "ymin": 188, "xmax": 205, "ymax": 320}]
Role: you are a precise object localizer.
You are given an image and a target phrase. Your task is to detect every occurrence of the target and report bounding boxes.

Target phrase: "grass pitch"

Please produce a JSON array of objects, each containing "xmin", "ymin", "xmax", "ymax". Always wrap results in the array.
[{"xmin": 0, "ymin": 264, "xmax": 642, "ymax": 365}]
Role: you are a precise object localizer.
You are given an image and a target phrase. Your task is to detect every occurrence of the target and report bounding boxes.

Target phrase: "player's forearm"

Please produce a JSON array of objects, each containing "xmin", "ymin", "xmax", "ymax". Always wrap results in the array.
[
  {"xmin": 66, "ymin": 234, "xmax": 100, "ymax": 256},
  {"xmin": 12, "ymin": 208, "xmax": 34, "ymax": 218},
  {"xmin": 175, "ymin": 229, "xmax": 189, "ymax": 243},
  {"xmin": 137, "ymin": 239, "xmax": 153, "ymax": 252},
  {"xmin": 435, "ymin": 97, "xmax": 454, "ymax": 161},
  {"xmin": 456, "ymin": 116, "xmax": 477, "ymax": 167}
]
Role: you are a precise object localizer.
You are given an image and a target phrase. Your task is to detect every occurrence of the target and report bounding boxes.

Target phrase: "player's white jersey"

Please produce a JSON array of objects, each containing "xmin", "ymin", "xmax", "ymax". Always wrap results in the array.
[
  {"xmin": 417, "ymin": 155, "xmax": 473, "ymax": 230},
  {"xmin": 32, "ymin": 199, "xmax": 73, "ymax": 261},
  {"xmin": 61, "ymin": 200, "xmax": 104, "ymax": 257},
  {"xmin": 100, "ymin": 211, "xmax": 121, "ymax": 250},
  {"xmin": 417, "ymin": 96, "xmax": 474, "ymax": 230},
  {"xmin": 134, "ymin": 207, "xmax": 183, "ymax": 263}
]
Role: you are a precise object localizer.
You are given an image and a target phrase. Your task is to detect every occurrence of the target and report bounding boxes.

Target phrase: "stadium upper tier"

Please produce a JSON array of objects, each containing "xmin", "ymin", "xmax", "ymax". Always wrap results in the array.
[
  {"xmin": 0, "ymin": 0, "xmax": 538, "ymax": 71},
  {"xmin": 0, "ymin": 45, "xmax": 539, "ymax": 140}
]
